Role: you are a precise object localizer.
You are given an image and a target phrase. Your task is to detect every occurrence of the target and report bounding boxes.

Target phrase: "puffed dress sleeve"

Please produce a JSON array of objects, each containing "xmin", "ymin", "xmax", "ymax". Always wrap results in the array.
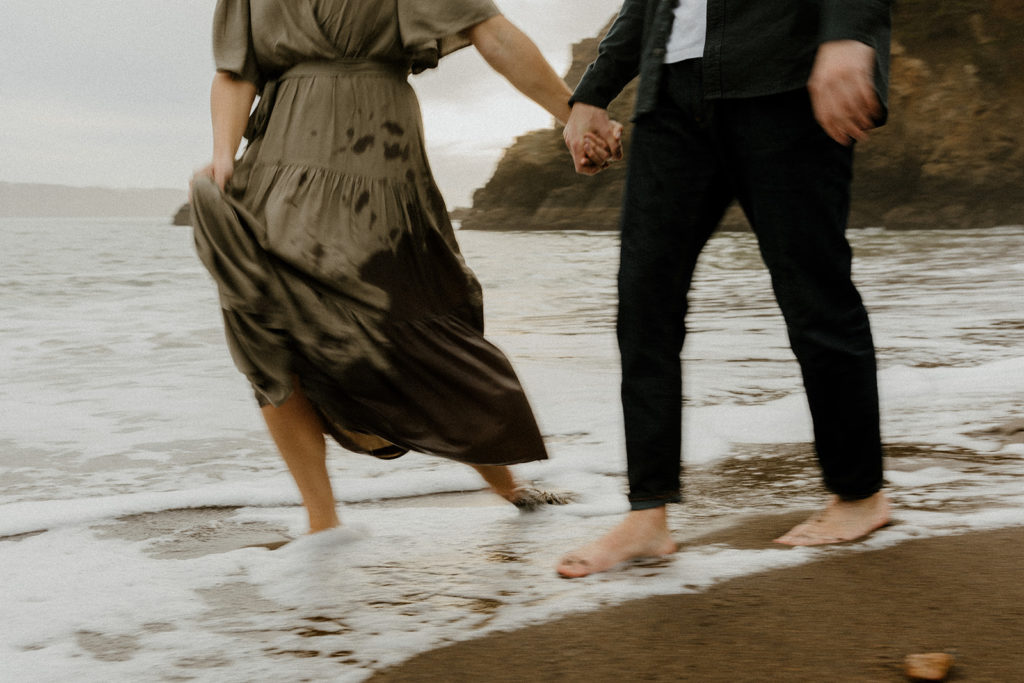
[
  {"xmin": 397, "ymin": 0, "xmax": 501, "ymax": 72},
  {"xmin": 212, "ymin": 0, "xmax": 264, "ymax": 86}
]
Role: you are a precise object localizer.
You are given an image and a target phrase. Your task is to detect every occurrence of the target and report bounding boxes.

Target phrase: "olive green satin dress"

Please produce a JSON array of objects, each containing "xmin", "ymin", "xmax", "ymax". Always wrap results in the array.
[{"xmin": 191, "ymin": 0, "xmax": 548, "ymax": 465}]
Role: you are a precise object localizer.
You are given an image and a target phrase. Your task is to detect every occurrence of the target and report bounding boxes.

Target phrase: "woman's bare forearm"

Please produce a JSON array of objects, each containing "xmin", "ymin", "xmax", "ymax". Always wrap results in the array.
[
  {"xmin": 211, "ymin": 71, "xmax": 258, "ymax": 164},
  {"xmin": 467, "ymin": 16, "xmax": 573, "ymax": 124}
]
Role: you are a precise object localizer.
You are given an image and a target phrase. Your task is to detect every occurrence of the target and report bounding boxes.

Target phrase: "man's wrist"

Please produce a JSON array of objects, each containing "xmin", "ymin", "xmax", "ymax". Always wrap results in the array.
[
  {"xmin": 569, "ymin": 86, "xmax": 613, "ymax": 111},
  {"xmin": 569, "ymin": 101, "xmax": 608, "ymax": 115}
]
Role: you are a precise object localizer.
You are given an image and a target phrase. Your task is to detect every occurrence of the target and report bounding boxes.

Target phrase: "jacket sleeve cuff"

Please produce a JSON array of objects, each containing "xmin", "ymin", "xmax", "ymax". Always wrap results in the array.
[
  {"xmin": 819, "ymin": 0, "xmax": 892, "ymax": 49},
  {"xmin": 570, "ymin": 64, "xmax": 620, "ymax": 110},
  {"xmin": 569, "ymin": 0, "xmax": 644, "ymax": 110}
]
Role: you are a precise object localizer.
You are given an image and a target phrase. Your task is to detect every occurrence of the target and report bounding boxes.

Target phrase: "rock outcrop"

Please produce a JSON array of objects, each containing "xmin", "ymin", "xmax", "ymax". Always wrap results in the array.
[
  {"xmin": 460, "ymin": 0, "xmax": 1024, "ymax": 231},
  {"xmin": 172, "ymin": 203, "xmax": 191, "ymax": 226}
]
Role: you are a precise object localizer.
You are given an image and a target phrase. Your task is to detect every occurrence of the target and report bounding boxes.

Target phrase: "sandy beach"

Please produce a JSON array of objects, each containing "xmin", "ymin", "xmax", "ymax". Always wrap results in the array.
[
  {"xmin": 3, "ymin": 220, "xmax": 1022, "ymax": 680},
  {"xmin": 370, "ymin": 516, "xmax": 1024, "ymax": 682}
]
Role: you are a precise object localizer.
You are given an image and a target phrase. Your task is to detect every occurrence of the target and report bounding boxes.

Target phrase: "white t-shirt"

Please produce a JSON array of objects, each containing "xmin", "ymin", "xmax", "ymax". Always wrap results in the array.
[{"xmin": 664, "ymin": 0, "xmax": 708, "ymax": 63}]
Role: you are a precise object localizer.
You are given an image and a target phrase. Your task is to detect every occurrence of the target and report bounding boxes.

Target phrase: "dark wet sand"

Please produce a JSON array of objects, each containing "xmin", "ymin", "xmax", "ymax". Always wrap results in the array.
[{"xmin": 370, "ymin": 516, "xmax": 1024, "ymax": 682}]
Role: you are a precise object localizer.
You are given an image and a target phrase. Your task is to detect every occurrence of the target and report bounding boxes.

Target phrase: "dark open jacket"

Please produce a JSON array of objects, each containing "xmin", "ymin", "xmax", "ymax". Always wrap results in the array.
[{"xmin": 572, "ymin": 0, "xmax": 892, "ymax": 123}]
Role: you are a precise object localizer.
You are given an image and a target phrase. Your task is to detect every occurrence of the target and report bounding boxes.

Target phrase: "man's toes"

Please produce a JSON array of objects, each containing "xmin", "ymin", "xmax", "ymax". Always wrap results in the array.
[
  {"xmin": 775, "ymin": 533, "xmax": 842, "ymax": 546},
  {"xmin": 773, "ymin": 523, "xmax": 811, "ymax": 543},
  {"xmin": 774, "ymin": 523, "xmax": 829, "ymax": 545},
  {"xmin": 556, "ymin": 555, "xmax": 593, "ymax": 579}
]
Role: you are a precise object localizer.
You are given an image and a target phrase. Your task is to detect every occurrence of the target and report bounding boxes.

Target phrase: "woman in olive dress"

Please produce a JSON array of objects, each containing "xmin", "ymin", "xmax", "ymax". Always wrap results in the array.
[{"xmin": 190, "ymin": 0, "xmax": 618, "ymax": 532}]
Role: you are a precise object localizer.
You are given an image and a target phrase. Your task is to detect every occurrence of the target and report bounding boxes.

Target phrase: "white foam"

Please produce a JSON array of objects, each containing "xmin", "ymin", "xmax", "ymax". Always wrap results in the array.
[
  {"xmin": 3, "ymin": 221, "xmax": 1024, "ymax": 679},
  {"xmin": 886, "ymin": 466, "xmax": 971, "ymax": 487}
]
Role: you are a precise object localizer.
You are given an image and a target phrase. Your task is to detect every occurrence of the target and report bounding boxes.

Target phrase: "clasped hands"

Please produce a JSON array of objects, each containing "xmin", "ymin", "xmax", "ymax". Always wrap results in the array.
[
  {"xmin": 563, "ymin": 103, "xmax": 624, "ymax": 175},
  {"xmin": 563, "ymin": 38, "xmax": 880, "ymax": 173}
]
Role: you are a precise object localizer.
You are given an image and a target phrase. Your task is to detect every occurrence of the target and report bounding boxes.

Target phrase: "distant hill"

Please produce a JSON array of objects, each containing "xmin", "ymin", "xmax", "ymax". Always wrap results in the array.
[
  {"xmin": 461, "ymin": 0, "xmax": 1024, "ymax": 231},
  {"xmin": 0, "ymin": 182, "xmax": 186, "ymax": 218}
]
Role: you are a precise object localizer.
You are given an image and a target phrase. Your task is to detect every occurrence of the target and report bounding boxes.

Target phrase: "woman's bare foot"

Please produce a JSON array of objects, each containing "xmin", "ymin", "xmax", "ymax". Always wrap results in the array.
[
  {"xmin": 308, "ymin": 515, "xmax": 341, "ymax": 534},
  {"xmin": 471, "ymin": 464, "xmax": 519, "ymax": 500},
  {"xmin": 261, "ymin": 381, "xmax": 342, "ymax": 535},
  {"xmin": 470, "ymin": 465, "xmax": 574, "ymax": 510},
  {"xmin": 774, "ymin": 492, "xmax": 890, "ymax": 546},
  {"xmin": 507, "ymin": 486, "xmax": 576, "ymax": 511},
  {"xmin": 557, "ymin": 507, "xmax": 677, "ymax": 578}
]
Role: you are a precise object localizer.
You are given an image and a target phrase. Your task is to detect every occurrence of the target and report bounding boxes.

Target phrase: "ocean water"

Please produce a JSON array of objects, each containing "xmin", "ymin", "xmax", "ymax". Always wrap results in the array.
[{"xmin": 1, "ymin": 217, "xmax": 1023, "ymax": 681}]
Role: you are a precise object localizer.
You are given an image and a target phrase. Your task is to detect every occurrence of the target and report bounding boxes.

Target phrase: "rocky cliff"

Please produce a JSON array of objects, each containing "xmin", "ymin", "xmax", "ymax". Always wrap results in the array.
[{"xmin": 460, "ymin": 0, "xmax": 1024, "ymax": 231}]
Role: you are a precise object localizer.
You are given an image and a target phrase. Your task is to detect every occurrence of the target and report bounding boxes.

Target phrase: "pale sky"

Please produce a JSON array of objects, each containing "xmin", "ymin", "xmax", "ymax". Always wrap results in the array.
[{"xmin": 0, "ymin": 0, "xmax": 622, "ymax": 207}]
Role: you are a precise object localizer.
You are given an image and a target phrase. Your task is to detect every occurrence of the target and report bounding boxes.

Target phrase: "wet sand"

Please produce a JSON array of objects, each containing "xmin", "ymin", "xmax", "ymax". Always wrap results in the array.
[{"xmin": 369, "ymin": 517, "xmax": 1024, "ymax": 682}]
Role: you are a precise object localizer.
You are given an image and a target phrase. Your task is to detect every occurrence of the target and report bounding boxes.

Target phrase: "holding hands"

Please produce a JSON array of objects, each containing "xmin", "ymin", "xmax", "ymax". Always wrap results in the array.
[
  {"xmin": 564, "ymin": 103, "xmax": 624, "ymax": 175},
  {"xmin": 465, "ymin": 16, "xmax": 624, "ymax": 175}
]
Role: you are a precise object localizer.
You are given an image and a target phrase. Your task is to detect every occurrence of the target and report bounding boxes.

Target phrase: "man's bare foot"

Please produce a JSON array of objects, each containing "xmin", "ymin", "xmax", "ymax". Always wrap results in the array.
[
  {"xmin": 774, "ymin": 492, "xmax": 890, "ymax": 546},
  {"xmin": 557, "ymin": 508, "xmax": 677, "ymax": 578}
]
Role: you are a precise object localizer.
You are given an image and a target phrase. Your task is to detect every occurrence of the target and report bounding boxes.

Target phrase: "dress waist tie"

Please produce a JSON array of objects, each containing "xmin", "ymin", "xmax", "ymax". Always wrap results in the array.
[{"xmin": 244, "ymin": 59, "xmax": 410, "ymax": 142}]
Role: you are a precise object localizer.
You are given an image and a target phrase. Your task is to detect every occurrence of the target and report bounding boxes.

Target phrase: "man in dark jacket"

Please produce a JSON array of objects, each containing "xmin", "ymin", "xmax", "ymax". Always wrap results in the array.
[{"xmin": 559, "ymin": 0, "xmax": 892, "ymax": 578}]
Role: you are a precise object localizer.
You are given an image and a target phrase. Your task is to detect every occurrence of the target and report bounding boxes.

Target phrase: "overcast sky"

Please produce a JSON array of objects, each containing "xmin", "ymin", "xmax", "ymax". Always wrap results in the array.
[{"xmin": 0, "ymin": 0, "xmax": 622, "ymax": 207}]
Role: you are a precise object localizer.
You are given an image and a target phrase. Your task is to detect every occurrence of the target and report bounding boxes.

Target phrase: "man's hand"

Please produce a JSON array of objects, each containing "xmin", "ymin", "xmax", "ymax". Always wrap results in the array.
[
  {"xmin": 808, "ymin": 40, "xmax": 881, "ymax": 146},
  {"xmin": 563, "ymin": 103, "xmax": 624, "ymax": 175}
]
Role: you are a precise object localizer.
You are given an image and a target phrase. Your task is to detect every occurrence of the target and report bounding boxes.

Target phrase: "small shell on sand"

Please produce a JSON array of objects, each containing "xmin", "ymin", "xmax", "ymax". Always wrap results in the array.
[{"xmin": 904, "ymin": 652, "xmax": 955, "ymax": 681}]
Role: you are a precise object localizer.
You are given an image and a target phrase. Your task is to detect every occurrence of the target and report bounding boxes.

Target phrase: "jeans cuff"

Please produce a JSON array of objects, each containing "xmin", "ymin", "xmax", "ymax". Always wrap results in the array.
[
  {"xmin": 629, "ymin": 492, "xmax": 682, "ymax": 510},
  {"xmin": 835, "ymin": 483, "xmax": 885, "ymax": 502}
]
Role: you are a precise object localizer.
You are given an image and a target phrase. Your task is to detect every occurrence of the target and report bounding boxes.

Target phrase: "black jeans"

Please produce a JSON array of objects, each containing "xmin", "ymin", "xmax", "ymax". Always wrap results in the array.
[{"xmin": 620, "ymin": 60, "xmax": 884, "ymax": 510}]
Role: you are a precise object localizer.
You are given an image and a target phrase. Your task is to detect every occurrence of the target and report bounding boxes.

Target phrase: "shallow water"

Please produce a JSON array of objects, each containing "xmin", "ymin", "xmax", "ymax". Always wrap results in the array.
[{"xmin": 1, "ymin": 218, "xmax": 1023, "ymax": 681}]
